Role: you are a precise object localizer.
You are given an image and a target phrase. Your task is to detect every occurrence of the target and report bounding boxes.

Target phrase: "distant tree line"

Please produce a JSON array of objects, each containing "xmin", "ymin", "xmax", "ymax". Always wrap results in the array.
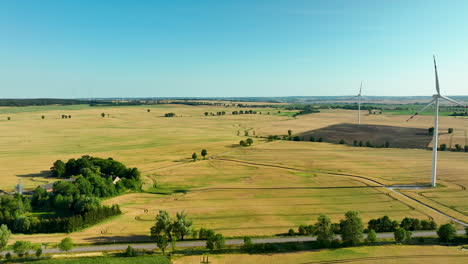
[{"xmin": 0, "ymin": 99, "xmax": 88, "ymax": 107}]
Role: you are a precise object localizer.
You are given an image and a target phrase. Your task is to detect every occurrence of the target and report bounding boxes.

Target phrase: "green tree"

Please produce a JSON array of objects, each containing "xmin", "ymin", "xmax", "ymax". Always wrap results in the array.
[
  {"xmin": 204, "ymin": 112, "xmax": 208, "ymax": 116},
  {"xmin": 151, "ymin": 210, "xmax": 173, "ymax": 240},
  {"xmin": 201, "ymin": 149, "xmax": 207, "ymax": 159},
  {"xmin": 173, "ymin": 211, "xmax": 193, "ymax": 240},
  {"xmin": 439, "ymin": 144, "xmax": 447, "ymax": 151},
  {"xmin": 288, "ymin": 228, "xmax": 295, "ymax": 236},
  {"xmin": 340, "ymin": 211, "xmax": 364, "ymax": 246},
  {"xmin": 156, "ymin": 234, "xmax": 169, "ymax": 255},
  {"xmin": 192, "ymin": 152, "xmax": 197, "ymax": 161},
  {"xmin": 314, "ymin": 214, "xmax": 334, "ymax": 246},
  {"xmin": 58, "ymin": 237, "xmax": 74, "ymax": 252},
  {"xmin": 239, "ymin": 140, "xmax": 247, "ymax": 147},
  {"xmin": 13, "ymin": 240, "xmax": 32, "ymax": 257},
  {"xmin": 147, "ymin": 109, "xmax": 151, "ymax": 113},
  {"xmin": 288, "ymin": 130, "xmax": 292, "ymax": 136},
  {"xmin": 214, "ymin": 233, "xmax": 225, "ymax": 249},
  {"xmin": 366, "ymin": 229, "xmax": 377, "ymax": 244},
  {"xmin": 51, "ymin": 160, "xmax": 66, "ymax": 178},
  {"xmin": 101, "ymin": 112, "xmax": 106, "ymax": 118},
  {"xmin": 246, "ymin": 138, "xmax": 254, "ymax": 146},
  {"xmin": 35, "ymin": 248, "xmax": 42, "ymax": 258},
  {"xmin": 428, "ymin": 127, "xmax": 434, "ymax": 135},
  {"xmin": 0, "ymin": 224, "xmax": 11, "ymax": 251},
  {"xmin": 243, "ymin": 236, "xmax": 253, "ymax": 248},
  {"xmin": 437, "ymin": 223, "xmax": 457, "ymax": 242},
  {"xmin": 5, "ymin": 252, "xmax": 12, "ymax": 261},
  {"xmin": 339, "ymin": 139, "xmax": 345, "ymax": 144},
  {"xmin": 448, "ymin": 128, "xmax": 454, "ymax": 133},
  {"xmin": 394, "ymin": 228, "xmax": 411, "ymax": 243}
]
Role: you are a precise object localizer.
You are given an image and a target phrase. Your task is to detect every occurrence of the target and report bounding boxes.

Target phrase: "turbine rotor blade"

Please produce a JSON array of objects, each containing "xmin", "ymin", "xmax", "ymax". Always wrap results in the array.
[
  {"xmin": 434, "ymin": 55, "xmax": 440, "ymax": 95},
  {"xmin": 406, "ymin": 99, "xmax": 437, "ymax": 121},
  {"xmin": 440, "ymin": 95, "xmax": 465, "ymax": 106}
]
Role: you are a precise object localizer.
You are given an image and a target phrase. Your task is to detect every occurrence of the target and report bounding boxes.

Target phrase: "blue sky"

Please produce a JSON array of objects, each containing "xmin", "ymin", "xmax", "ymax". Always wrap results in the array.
[{"xmin": 1, "ymin": 0, "xmax": 468, "ymax": 98}]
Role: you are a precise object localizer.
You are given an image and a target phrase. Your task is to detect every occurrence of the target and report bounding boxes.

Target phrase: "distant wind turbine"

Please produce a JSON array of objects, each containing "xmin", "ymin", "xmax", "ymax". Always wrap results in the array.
[
  {"xmin": 406, "ymin": 56, "xmax": 465, "ymax": 187},
  {"xmin": 357, "ymin": 82, "xmax": 363, "ymax": 125}
]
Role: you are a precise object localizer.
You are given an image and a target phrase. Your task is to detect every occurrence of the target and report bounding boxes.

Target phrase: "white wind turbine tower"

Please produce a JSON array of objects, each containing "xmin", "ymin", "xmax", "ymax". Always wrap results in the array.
[
  {"xmin": 406, "ymin": 56, "xmax": 465, "ymax": 187},
  {"xmin": 357, "ymin": 82, "xmax": 363, "ymax": 125}
]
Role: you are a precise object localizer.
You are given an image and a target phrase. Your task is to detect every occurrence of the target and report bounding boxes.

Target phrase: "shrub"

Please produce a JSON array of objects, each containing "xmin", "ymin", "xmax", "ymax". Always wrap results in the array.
[
  {"xmin": 35, "ymin": 248, "xmax": 42, "ymax": 258},
  {"xmin": 439, "ymin": 144, "xmax": 447, "ymax": 151},
  {"xmin": 58, "ymin": 237, "xmax": 73, "ymax": 252},
  {"xmin": 366, "ymin": 229, "xmax": 377, "ymax": 244},
  {"xmin": 125, "ymin": 245, "xmax": 137, "ymax": 257},
  {"xmin": 437, "ymin": 223, "xmax": 456, "ymax": 242},
  {"xmin": 288, "ymin": 228, "xmax": 295, "ymax": 236},
  {"xmin": 394, "ymin": 228, "xmax": 411, "ymax": 243},
  {"xmin": 454, "ymin": 144, "xmax": 462, "ymax": 151},
  {"xmin": 448, "ymin": 128, "xmax": 454, "ymax": 133}
]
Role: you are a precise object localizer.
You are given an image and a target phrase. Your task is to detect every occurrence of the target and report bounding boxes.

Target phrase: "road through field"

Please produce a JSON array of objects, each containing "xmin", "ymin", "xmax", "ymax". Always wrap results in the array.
[{"xmin": 2, "ymin": 230, "xmax": 464, "ymax": 256}]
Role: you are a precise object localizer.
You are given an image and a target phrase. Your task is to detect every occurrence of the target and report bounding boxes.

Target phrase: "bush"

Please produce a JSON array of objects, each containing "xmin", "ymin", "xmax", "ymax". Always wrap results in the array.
[
  {"xmin": 35, "ymin": 248, "xmax": 42, "ymax": 258},
  {"xmin": 437, "ymin": 223, "xmax": 456, "ymax": 242},
  {"xmin": 58, "ymin": 237, "xmax": 73, "ymax": 252},
  {"xmin": 394, "ymin": 228, "xmax": 411, "ymax": 243},
  {"xmin": 439, "ymin": 144, "xmax": 447, "ymax": 151},
  {"xmin": 366, "ymin": 229, "xmax": 377, "ymax": 244},
  {"xmin": 124, "ymin": 245, "xmax": 137, "ymax": 257},
  {"xmin": 13, "ymin": 240, "xmax": 32, "ymax": 257},
  {"xmin": 448, "ymin": 128, "xmax": 454, "ymax": 133},
  {"xmin": 288, "ymin": 228, "xmax": 295, "ymax": 236}
]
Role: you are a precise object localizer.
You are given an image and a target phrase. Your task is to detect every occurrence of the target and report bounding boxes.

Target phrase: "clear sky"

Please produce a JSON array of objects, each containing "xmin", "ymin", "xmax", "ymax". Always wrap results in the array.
[{"xmin": 1, "ymin": 0, "xmax": 468, "ymax": 98}]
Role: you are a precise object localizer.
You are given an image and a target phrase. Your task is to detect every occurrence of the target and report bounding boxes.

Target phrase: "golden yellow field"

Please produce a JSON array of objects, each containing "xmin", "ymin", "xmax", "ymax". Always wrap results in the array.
[
  {"xmin": 2, "ymin": 104, "xmax": 467, "ymax": 244},
  {"xmin": 173, "ymin": 245, "xmax": 468, "ymax": 264}
]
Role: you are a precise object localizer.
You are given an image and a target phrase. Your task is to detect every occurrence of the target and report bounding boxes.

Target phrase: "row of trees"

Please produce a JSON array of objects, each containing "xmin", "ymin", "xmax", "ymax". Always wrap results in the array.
[
  {"xmin": 232, "ymin": 110, "xmax": 257, "ymax": 115},
  {"xmin": 439, "ymin": 143, "xmax": 468, "ymax": 152},
  {"xmin": 205, "ymin": 111, "xmax": 226, "ymax": 116},
  {"xmin": 150, "ymin": 210, "xmax": 193, "ymax": 255}
]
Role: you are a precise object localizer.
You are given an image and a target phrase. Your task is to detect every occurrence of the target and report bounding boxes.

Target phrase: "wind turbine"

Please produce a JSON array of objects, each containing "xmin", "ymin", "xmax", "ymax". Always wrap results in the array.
[
  {"xmin": 406, "ymin": 56, "xmax": 465, "ymax": 187},
  {"xmin": 357, "ymin": 82, "xmax": 363, "ymax": 125}
]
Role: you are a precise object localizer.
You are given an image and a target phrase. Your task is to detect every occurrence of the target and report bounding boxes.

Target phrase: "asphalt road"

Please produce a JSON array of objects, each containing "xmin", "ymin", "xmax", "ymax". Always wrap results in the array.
[{"xmin": 3, "ymin": 230, "xmax": 465, "ymax": 255}]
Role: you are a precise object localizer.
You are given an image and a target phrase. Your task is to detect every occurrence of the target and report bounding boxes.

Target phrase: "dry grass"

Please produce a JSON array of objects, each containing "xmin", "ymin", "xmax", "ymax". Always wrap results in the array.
[{"xmin": 173, "ymin": 245, "xmax": 468, "ymax": 264}]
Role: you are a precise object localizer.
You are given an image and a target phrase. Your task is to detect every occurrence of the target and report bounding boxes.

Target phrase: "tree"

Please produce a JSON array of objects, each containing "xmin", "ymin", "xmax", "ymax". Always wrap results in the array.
[
  {"xmin": 173, "ymin": 211, "xmax": 193, "ymax": 240},
  {"xmin": 201, "ymin": 149, "xmax": 207, "ymax": 160},
  {"xmin": 192, "ymin": 152, "xmax": 197, "ymax": 161},
  {"xmin": 440, "ymin": 144, "xmax": 447, "ymax": 151},
  {"xmin": 151, "ymin": 210, "xmax": 173, "ymax": 240},
  {"xmin": 41, "ymin": 115, "xmax": 45, "ymax": 119},
  {"xmin": 51, "ymin": 160, "xmax": 66, "ymax": 178},
  {"xmin": 394, "ymin": 227, "xmax": 411, "ymax": 243},
  {"xmin": 339, "ymin": 139, "xmax": 345, "ymax": 144},
  {"xmin": 125, "ymin": 245, "xmax": 137, "ymax": 257},
  {"xmin": 366, "ymin": 229, "xmax": 377, "ymax": 244},
  {"xmin": 58, "ymin": 237, "xmax": 74, "ymax": 252},
  {"xmin": 437, "ymin": 223, "xmax": 457, "ymax": 242},
  {"xmin": 147, "ymin": 109, "xmax": 151, "ymax": 113},
  {"xmin": 310, "ymin": 136, "xmax": 316, "ymax": 142},
  {"xmin": 0, "ymin": 224, "xmax": 11, "ymax": 251},
  {"xmin": 288, "ymin": 130, "xmax": 292, "ymax": 136},
  {"xmin": 340, "ymin": 211, "xmax": 364, "ymax": 246},
  {"xmin": 13, "ymin": 240, "xmax": 32, "ymax": 257},
  {"xmin": 318, "ymin": 137, "xmax": 323, "ymax": 142},
  {"xmin": 428, "ymin": 127, "xmax": 434, "ymax": 135},
  {"xmin": 35, "ymin": 248, "xmax": 42, "ymax": 258},
  {"xmin": 204, "ymin": 112, "xmax": 208, "ymax": 116},
  {"xmin": 288, "ymin": 228, "xmax": 295, "ymax": 236},
  {"xmin": 293, "ymin": 136, "xmax": 301, "ymax": 141},
  {"xmin": 314, "ymin": 214, "xmax": 334, "ymax": 246},
  {"xmin": 448, "ymin": 128, "xmax": 454, "ymax": 133},
  {"xmin": 156, "ymin": 234, "xmax": 169, "ymax": 255},
  {"xmin": 206, "ymin": 233, "xmax": 225, "ymax": 251},
  {"xmin": 5, "ymin": 252, "xmax": 12, "ymax": 261},
  {"xmin": 246, "ymin": 138, "xmax": 253, "ymax": 146},
  {"xmin": 239, "ymin": 140, "xmax": 247, "ymax": 147},
  {"xmin": 101, "ymin": 112, "xmax": 106, "ymax": 118},
  {"xmin": 384, "ymin": 141, "xmax": 390, "ymax": 148}
]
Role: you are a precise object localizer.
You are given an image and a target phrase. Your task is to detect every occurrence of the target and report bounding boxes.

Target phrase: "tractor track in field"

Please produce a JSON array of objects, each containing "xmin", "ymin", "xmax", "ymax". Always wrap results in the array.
[{"xmin": 212, "ymin": 157, "xmax": 468, "ymax": 227}]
